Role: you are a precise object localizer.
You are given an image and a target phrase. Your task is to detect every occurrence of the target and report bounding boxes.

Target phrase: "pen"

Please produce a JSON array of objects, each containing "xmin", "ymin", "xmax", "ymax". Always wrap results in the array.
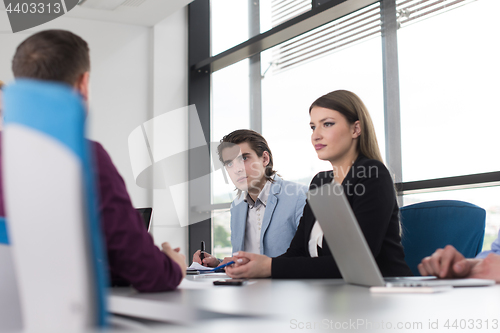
[
  {"xmin": 200, "ymin": 241, "xmax": 205, "ymax": 262},
  {"xmin": 210, "ymin": 260, "xmax": 235, "ymax": 272}
]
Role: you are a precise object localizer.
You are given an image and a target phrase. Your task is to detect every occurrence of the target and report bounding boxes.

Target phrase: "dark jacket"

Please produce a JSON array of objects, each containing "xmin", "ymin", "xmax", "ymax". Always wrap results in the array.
[{"xmin": 271, "ymin": 154, "xmax": 412, "ymax": 278}]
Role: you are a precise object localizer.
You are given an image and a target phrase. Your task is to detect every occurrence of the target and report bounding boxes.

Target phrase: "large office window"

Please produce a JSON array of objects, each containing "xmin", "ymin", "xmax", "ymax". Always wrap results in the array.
[
  {"xmin": 210, "ymin": 0, "xmax": 387, "ymax": 255},
  {"xmin": 211, "ymin": 0, "xmax": 312, "ymax": 56},
  {"xmin": 211, "ymin": 1, "xmax": 250, "ymax": 56},
  {"xmin": 399, "ymin": 0, "xmax": 500, "ymax": 182},
  {"xmin": 190, "ymin": 0, "xmax": 500, "ymax": 256},
  {"xmin": 261, "ymin": 2, "xmax": 385, "ymax": 184}
]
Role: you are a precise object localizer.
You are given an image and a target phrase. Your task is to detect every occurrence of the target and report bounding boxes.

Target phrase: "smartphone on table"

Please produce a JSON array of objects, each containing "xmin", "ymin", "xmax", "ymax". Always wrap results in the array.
[{"xmin": 213, "ymin": 279, "xmax": 247, "ymax": 286}]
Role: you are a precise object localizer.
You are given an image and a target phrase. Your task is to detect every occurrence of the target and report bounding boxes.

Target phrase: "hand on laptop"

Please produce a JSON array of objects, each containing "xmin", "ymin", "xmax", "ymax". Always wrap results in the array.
[
  {"xmin": 418, "ymin": 245, "xmax": 480, "ymax": 279},
  {"xmin": 469, "ymin": 253, "xmax": 500, "ymax": 283},
  {"xmin": 225, "ymin": 251, "xmax": 271, "ymax": 279},
  {"xmin": 162, "ymin": 242, "xmax": 187, "ymax": 278}
]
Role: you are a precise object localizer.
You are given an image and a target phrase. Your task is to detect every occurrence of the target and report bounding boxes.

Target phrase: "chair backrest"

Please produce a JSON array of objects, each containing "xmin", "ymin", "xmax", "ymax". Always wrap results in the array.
[
  {"xmin": 400, "ymin": 200, "xmax": 486, "ymax": 276},
  {"xmin": 2, "ymin": 79, "xmax": 108, "ymax": 330},
  {"xmin": 0, "ymin": 218, "xmax": 23, "ymax": 331}
]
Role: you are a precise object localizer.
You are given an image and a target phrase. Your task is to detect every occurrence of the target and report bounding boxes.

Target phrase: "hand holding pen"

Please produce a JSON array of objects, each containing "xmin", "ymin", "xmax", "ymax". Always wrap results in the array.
[{"xmin": 193, "ymin": 241, "xmax": 218, "ymax": 267}]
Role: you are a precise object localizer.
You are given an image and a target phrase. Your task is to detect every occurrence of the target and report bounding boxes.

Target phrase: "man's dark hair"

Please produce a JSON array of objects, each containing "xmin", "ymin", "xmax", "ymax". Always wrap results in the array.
[
  {"xmin": 12, "ymin": 30, "xmax": 90, "ymax": 86},
  {"xmin": 217, "ymin": 129, "xmax": 278, "ymax": 182}
]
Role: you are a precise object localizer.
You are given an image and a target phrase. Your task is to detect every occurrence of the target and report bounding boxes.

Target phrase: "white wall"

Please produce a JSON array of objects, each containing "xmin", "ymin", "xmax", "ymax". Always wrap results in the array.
[{"xmin": 0, "ymin": 7, "xmax": 189, "ymax": 258}]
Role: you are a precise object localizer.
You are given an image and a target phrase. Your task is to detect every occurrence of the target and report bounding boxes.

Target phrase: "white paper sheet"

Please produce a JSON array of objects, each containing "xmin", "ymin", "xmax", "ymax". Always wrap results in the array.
[{"xmin": 187, "ymin": 262, "xmax": 213, "ymax": 271}]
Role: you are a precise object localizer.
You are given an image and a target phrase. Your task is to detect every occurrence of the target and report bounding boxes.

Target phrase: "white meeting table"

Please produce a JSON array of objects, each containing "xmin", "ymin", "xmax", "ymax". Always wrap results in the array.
[{"xmin": 109, "ymin": 276, "xmax": 500, "ymax": 332}]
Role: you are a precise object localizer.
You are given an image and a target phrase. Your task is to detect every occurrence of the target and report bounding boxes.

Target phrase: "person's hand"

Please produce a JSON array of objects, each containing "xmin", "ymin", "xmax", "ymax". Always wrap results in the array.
[
  {"xmin": 469, "ymin": 253, "xmax": 500, "ymax": 283},
  {"xmin": 225, "ymin": 251, "xmax": 272, "ymax": 279},
  {"xmin": 418, "ymin": 245, "xmax": 479, "ymax": 278},
  {"xmin": 192, "ymin": 250, "xmax": 219, "ymax": 267},
  {"xmin": 211, "ymin": 256, "xmax": 248, "ymax": 269},
  {"xmin": 162, "ymin": 242, "xmax": 187, "ymax": 278}
]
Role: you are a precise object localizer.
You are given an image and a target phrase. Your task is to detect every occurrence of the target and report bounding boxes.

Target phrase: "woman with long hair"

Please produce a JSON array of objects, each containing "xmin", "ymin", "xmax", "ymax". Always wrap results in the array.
[{"xmin": 226, "ymin": 90, "xmax": 412, "ymax": 278}]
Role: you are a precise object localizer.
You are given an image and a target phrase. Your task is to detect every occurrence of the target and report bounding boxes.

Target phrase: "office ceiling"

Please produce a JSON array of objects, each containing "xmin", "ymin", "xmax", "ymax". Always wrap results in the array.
[{"xmin": 0, "ymin": 0, "xmax": 193, "ymax": 26}]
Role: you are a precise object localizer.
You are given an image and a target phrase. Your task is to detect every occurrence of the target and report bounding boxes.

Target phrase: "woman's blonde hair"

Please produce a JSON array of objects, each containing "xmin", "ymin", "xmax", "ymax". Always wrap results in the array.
[{"xmin": 309, "ymin": 90, "xmax": 383, "ymax": 163}]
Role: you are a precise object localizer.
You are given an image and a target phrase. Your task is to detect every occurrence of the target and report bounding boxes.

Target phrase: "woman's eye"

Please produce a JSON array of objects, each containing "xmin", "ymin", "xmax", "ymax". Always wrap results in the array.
[
  {"xmin": 242, "ymin": 155, "xmax": 248, "ymax": 161},
  {"xmin": 226, "ymin": 162, "xmax": 233, "ymax": 168},
  {"xmin": 324, "ymin": 122, "xmax": 334, "ymax": 127},
  {"xmin": 310, "ymin": 126, "xmax": 316, "ymax": 131}
]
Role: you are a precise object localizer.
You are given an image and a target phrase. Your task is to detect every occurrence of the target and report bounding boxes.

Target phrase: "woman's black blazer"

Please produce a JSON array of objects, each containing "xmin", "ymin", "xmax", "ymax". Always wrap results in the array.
[{"xmin": 271, "ymin": 154, "xmax": 413, "ymax": 278}]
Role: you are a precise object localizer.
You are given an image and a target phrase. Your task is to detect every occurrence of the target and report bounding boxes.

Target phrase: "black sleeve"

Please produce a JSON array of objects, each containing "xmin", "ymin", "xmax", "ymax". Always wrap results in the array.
[
  {"xmin": 271, "ymin": 255, "xmax": 341, "ymax": 278},
  {"xmin": 349, "ymin": 163, "xmax": 396, "ymax": 258},
  {"xmin": 274, "ymin": 204, "xmax": 311, "ymax": 259},
  {"xmin": 271, "ymin": 201, "xmax": 342, "ymax": 278}
]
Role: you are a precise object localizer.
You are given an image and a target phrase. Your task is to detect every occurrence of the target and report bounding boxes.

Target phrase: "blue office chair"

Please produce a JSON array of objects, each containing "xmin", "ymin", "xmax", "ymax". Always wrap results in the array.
[
  {"xmin": 400, "ymin": 200, "xmax": 486, "ymax": 276},
  {"xmin": 2, "ymin": 80, "xmax": 108, "ymax": 330}
]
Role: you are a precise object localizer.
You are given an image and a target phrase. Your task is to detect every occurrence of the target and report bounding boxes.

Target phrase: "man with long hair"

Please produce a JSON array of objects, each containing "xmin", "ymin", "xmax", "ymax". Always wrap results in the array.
[{"xmin": 193, "ymin": 129, "xmax": 307, "ymax": 267}]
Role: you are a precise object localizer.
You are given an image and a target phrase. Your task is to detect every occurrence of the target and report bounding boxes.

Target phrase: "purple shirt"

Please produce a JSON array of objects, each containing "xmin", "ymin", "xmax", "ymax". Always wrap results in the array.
[{"xmin": 0, "ymin": 134, "xmax": 183, "ymax": 292}]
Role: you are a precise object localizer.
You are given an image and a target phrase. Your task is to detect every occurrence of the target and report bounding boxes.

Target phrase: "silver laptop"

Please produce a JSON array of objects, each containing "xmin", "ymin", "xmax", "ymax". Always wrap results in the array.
[{"xmin": 307, "ymin": 182, "xmax": 495, "ymax": 288}]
